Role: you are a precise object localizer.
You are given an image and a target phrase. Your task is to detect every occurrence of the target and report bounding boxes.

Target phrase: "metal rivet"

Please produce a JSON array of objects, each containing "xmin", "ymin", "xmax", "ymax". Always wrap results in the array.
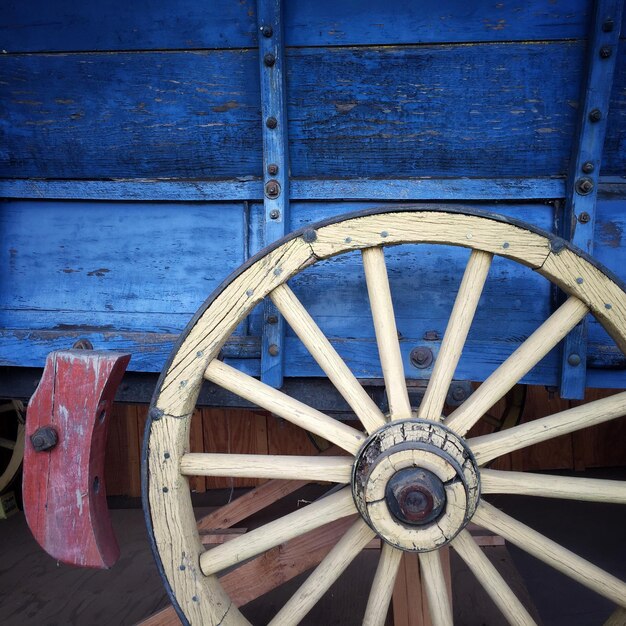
[
  {"xmin": 599, "ymin": 46, "xmax": 612, "ymax": 59},
  {"xmin": 576, "ymin": 277, "xmax": 584, "ymax": 284},
  {"xmin": 266, "ymin": 116, "xmax": 278, "ymax": 129},
  {"xmin": 162, "ymin": 486, "xmax": 169, "ymax": 493},
  {"xmin": 269, "ymin": 209, "xmax": 280, "ymax": 219},
  {"xmin": 302, "ymin": 228, "xmax": 317, "ymax": 243},
  {"xmin": 578, "ymin": 211, "xmax": 591, "ymax": 224},
  {"xmin": 267, "ymin": 315, "xmax": 278, "ymax": 324},
  {"xmin": 568, "ymin": 353, "xmax": 581, "ymax": 366},
  {"xmin": 582, "ymin": 161, "xmax": 594, "ymax": 174},
  {"xmin": 268, "ymin": 344, "xmax": 279, "ymax": 356},
  {"xmin": 149, "ymin": 407, "xmax": 163, "ymax": 421},
  {"xmin": 246, "ymin": 289, "xmax": 254, "ymax": 297},
  {"xmin": 196, "ymin": 350, "xmax": 204, "ymax": 358},
  {"xmin": 345, "ymin": 237, "xmax": 352, "ymax": 243},
  {"xmin": 380, "ymin": 231, "xmax": 388, "ymax": 238},
  {"xmin": 267, "ymin": 163, "xmax": 279, "ymax": 175},
  {"xmin": 423, "ymin": 330, "xmax": 439, "ymax": 341},
  {"xmin": 575, "ymin": 177, "xmax": 594, "ymax": 195},
  {"xmin": 192, "ymin": 596, "xmax": 199, "ymax": 603},
  {"xmin": 605, "ymin": 303, "xmax": 612, "ymax": 310},
  {"xmin": 164, "ymin": 452, "xmax": 170, "ymax": 459},
  {"xmin": 179, "ymin": 565, "xmax": 186, "ymax": 571},
  {"xmin": 273, "ymin": 267, "xmax": 282, "ymax": 276},
  {"xmin": 264, "ymin": 52, "xmax": 276, "ymax": 66},
  {"xmin": 602, "ymin": 19, "xmax": 614, "ymax": 32},
  {"xmin": 261, "ymin": 25, "xmax": 273, "ymax": 37},
  {"xmin": 502, "ymin": 242, "xmax": 510, "ymax": 249},
  {"xmin": 589, "ymin": 109, "xmax": 602, "ymax": 123}
]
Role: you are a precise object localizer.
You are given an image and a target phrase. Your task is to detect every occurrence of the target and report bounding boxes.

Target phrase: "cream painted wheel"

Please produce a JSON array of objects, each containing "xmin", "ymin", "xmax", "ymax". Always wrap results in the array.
[
  {"xmin": 0, "ymin": 400, "xmax": 25, "ymax": 494},
  {"xmin": 145, "ymin": 207, "xmax": 626, "ymax": 626}
]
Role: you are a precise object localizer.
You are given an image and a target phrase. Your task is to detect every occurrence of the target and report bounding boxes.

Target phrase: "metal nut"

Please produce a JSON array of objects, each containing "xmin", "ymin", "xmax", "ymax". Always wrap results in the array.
[
  {"xmin": 599, "ymin": 46, "xmax": 612, "ymax": 59},
  {"xmin": 578, "ymin": 211, "xmax": 591, "ymax": 224},
  {"xmin": 267, "ymin": 163, "xmax": 279, "ymax": 175},
  {"xmin": 269, "ymin": 209, "xmax": 280, "ymax": 219},
  {"xmin": 268, "ymin": 344, "xmax": 280, "ymax": 356},
  {"xmin": 264, "ymin": 53, "xmax": 276, "ymax": 67},
  {"xmin": 266, "ymin": 116, "xmax": 278, "ymax": 129},
  {"xmin": 31, "ymin": 426, "xmax": 58, "ymax": 452},
  {"xmin": 265, "ymin": 180, "xmax": 281, "ymax": 199},
  {"xmin": 575, "ymin": 177, "xmax": 594, "ymax": 195},
  {"xmin": 582, "ymin": 161, "xmax": 594, "ymax": 174},
  {"xmin": 261, "ymin": 25, "xmax": 273, "ymax": 37},
  {"xmin": 410, "ymin": 346, "xmax": 433, "ymax": 369}
]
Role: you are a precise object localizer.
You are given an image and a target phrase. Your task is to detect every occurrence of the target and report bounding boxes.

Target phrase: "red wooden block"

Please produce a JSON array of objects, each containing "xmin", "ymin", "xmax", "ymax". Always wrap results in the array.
[{"xmin": 23, "ymin": 350, "xmax": 131, "ymax": 569}]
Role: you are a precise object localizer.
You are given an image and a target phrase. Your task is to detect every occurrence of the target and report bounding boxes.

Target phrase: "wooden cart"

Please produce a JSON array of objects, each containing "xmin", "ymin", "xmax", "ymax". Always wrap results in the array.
[{"xmin": 2, "ymin": 1, "xmax": 626, "ymax": 624}]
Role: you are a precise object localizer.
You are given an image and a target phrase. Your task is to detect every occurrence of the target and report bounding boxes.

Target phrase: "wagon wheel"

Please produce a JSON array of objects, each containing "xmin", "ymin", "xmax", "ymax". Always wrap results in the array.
[
  {"xmin": 145, "ymin": 207, "xmax": 626, "ymax": 626},
  {"xmin": 0, "ymin": 400, "xmax": 25, "ymax": 494}
]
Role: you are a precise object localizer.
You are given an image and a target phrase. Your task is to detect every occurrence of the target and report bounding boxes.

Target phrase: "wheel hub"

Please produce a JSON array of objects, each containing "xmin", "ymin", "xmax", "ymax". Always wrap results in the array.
[{"xmin": 352, "ymin": 419, "xmax": 480, "ymax": 552}]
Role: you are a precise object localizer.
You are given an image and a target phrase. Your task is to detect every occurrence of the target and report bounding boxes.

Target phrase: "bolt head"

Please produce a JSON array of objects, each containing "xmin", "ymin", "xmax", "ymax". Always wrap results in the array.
[
  {"xmin": 268, "ymin": 344, "xmax": 280, "ymax": 356},
  {"xmin": 576, "ymin": 177, "xmax": 594, "ymax": 195},
  {"xmin": 267, "ymin": 163, "xmax": 279, "ymax": 175},
  {"xmin": 599, "ymin": 46, "xmax": 612, "ymax": 59},
  {"xmin": 589, "ymin": 109, "xmax": 602, "ymax": 123},
  {"xmin": 30, "ymin": 426, "xmax": 58, "ymax": 452},
  {"xmin": 266, "ymin": 117, "xmax": 278, "ymax": 129},
  {"xmin": 267, "ymin": 315, "xmax": 278, "ymax": 324},
  {"xmin": 582, "ymin": 161, "xmax": 594, "ymax": 174},
  {"xmin": 578, "ymin": 211, "xmax": 591, "ymax": 224},
  {"xmin": 261, "ymin": 25, "xmax": 273, "ymax": 37},
  {"xmin": 269, "ymin": 209, "xmax": 280, "ymax": 219},
  {"xmin": 568, "ymin": 353, "xmax": 581, "ymax": 367},
  {"xmin": 263, "ymin": 53, "xmax": 276, "ymax": 67}
]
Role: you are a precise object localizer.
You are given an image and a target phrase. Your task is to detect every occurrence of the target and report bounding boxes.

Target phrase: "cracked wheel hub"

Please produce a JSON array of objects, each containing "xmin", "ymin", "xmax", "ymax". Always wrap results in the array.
[{"xmin": 352, "ymin": 419, "xmax": 480, "ymax": 552}]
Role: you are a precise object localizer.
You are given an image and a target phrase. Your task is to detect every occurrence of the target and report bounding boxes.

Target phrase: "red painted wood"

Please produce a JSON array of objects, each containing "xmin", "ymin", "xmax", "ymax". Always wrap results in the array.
[{"xmin": 23, "ymin": 350, "xmax": 131, "ymax": 568}]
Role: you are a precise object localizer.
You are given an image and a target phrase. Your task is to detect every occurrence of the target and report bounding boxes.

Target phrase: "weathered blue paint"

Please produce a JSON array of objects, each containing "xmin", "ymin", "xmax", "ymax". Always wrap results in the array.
[
  {"xmin": 258, "ymin": 0, "xmax": 290, "ymax": 387},
  {"xmin": 2, "ymin": 1, "xmax": 626, "ymax": 393},
  {"xmin": 2, "ymin": 0, "xmax": 603, "ymax": 53},
  {"xmin": 560, "ymin": 0, "xmax": 624, "ymax": 399},
  {"xmin": 0, "ymin": 177, "xmax": 566, "ymax": 202}
]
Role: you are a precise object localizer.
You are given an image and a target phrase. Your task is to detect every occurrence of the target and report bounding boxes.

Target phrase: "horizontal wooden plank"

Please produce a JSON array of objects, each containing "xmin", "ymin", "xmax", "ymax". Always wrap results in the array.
[
  {"xmin": 0, "ymin": 177, "xmax": 566, "ymax": 202},
  {"xmin": 0, "ymin": 42, "xmax": 591, "ymax": 180},
  {"xmin": 2, "ymin": 0, "xmax": 596, "ymax": 53}
]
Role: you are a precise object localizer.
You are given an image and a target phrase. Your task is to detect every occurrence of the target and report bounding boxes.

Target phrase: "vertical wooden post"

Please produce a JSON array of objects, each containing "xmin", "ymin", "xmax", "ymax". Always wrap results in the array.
[
  {"xmin": 560, "ymin": 0, "xmax": 623, "ymax": 398},
  {"xmin": 257, "ymin": 0, "xmax": 290, "ymax": 387}
]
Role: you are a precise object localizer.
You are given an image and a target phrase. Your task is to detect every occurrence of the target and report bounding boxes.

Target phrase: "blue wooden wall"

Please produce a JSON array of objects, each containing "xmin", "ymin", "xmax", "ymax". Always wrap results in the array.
[{"xmin": 1, "ymin": 0, "xmax": 625, "ymax": 389}]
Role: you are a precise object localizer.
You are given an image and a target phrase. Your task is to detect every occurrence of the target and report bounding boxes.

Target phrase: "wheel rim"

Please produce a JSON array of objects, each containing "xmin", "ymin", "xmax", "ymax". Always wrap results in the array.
[{"xmin": 145, "ymin": 207, "xmax": 626, "ymax": 626}]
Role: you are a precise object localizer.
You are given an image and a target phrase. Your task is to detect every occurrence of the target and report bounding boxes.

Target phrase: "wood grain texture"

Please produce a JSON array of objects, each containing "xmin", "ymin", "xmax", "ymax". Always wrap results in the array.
[
  {"xmin": 3, "ymin": 43, "xmax": 607, "ymax": 179},
  {"xmin": 363, "ymin": 543, "xmax": 402, "ymax": 626},
  {"xmin": 451, "ymin": 530, "xmax": 536, "ymax": 626},
  {"xmin": 469, "ymin": 390, "xmax": 626, "ymax": 465},
  {"xmin": 474, "ymin": 501, "xmax": 626, "ymax": 606},
  {"xmin": 268, "ymin": 519, "xmax": 374, "ymax": 626},
  {"xmin": 480, "ymin": 469, "xmax": 626, "ymax": 503},
  {"xmin": 180, "ymin": 453, "xmax": 352, "ymax": 483},
  {"xmin": 446, "ymin": 297, "xmax": 589, "ymax": 436},
  {"xmin": 270, "ymin": 284, "xmax": 386, "ymax": 433},
  {"xmin": 419, "ymin": 250, "xmax": 492, "ymax": 421},
  {"xmin": 204, "ymin": 360, "xmax": 365, "ymax": 454},
  {"xmin": 362, "ymin": 247, "xmax": 412, "ymax": 420},
  {"xmin": 418, "ymin": 551, "xmax": 453, "ymax": 626},
  {"xmin": 2, "ymin": 0, "xmax": 598, "ymax": 52},
  {"xmin": 199, "ymin": 487, "xmax": 356, "ymax": 576}
]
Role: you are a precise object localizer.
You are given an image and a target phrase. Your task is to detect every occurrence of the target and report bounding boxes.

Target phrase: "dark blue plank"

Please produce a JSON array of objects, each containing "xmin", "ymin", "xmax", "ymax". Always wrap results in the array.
[
  {"xmin": 2, "ymin": 0, "xmax": 592, "ymax": 53},
  {"xmin": 603, "ymin": 38, "xmax": 626, "ymax": 176},
  {"xmin": 0, "ymin": 200, "xmax": 247, "ymax": 334},
  {"xmin": 0, "ymin": 51, "xmax": 263, "ymax": 179},
  {"xmin": 1, "ymin": 43, "xmax": 589, "ymax": 180}
]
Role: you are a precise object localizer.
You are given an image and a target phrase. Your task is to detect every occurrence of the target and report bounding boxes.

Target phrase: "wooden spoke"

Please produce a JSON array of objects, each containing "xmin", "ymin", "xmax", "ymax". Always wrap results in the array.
[
  {"xmin": 271, "ymin": 283, "xmax": 387, "ymax": 433},
  {"xmin": 469, "ymin": 391, "xmax": 626, "ymax": 465},
  {"xmin": 446, "ymin": 297, "xmax": 589, "ymax": 436},
  {"xmin": 361, "ymin": 247, "xmax": 412, "ymax": 420},
  {"xmin": 418, "ymin": 550, "xmax": 453, "ymax": 626},
  {"xmin": 363, "ymin": 543, "xmax": 403, "ymax": 626},
  {"xmin": 268, "ymin": 519, "xmax": 375, "ymax": 626},
  {"xmin": 419, "ymin": 250, "xmax": 492, "ymax": 421},
  {"xmin": 180, "ymin": 453, "xmax": 353, "ymax": 483},
  {"xmin": 0, "ymin": 437, "xmax": 16, "ymax": 450},
  {"xmin": 205, "ymin": 359, "xmax": 365, "ymax": 454},
  {"xmin": 451, "ymin": 530, "xmax": 536, "ymax": 626},
  {"xmin": 480, "ymin": 469, "xmax": 626, "ymax": 504},
  {"xmin": 199, "ymin": 486, "xmax": 356, "ymax": 576},
  {"xmin": 474, "ymin": 501, "xmax": 626, "ymax": 606}
]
